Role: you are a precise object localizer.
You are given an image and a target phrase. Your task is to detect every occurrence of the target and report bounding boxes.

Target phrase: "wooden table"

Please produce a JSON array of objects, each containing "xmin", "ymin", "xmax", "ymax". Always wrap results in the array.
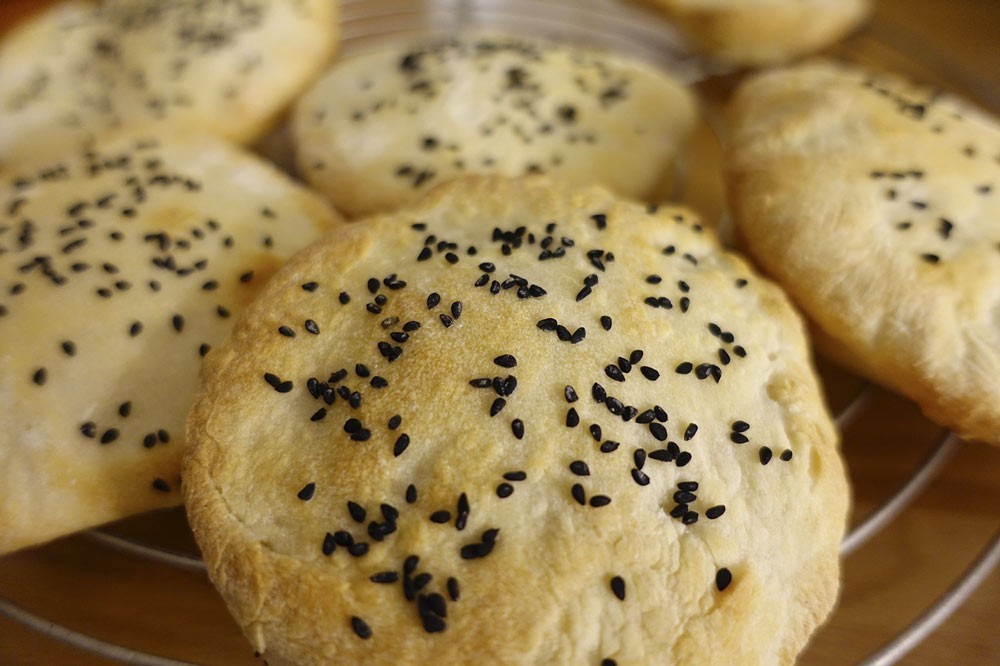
[{"xmin": 1, "ymin": 1, "xmax": 998, "ymax": 664}]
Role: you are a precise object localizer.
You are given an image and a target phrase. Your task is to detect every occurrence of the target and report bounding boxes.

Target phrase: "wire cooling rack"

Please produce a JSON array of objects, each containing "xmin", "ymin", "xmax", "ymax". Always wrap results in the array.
[{"xmin": 1, "ymin": 1, "xmax": 998, "ymax": 664}]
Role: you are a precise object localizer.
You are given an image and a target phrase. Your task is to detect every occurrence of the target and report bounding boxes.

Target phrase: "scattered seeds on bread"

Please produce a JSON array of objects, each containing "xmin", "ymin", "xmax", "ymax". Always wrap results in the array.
[
  {"xmin": 184, "ymin": 176, "xmax": 848, "ymax": 665},
  {"xmin": 0, "ymin": 129, "xmax": 341, "ymax": 555},
  {"xmin": 727, "ymin": 60, "xmax": 1000, "ymax": 446},
  {"xmin": 0, "ymin": 0, "xmax": 338, "ymax": 166},
  {"xmin": 293, "ymin": 34, "xmax": 697, "ymax": 217}
]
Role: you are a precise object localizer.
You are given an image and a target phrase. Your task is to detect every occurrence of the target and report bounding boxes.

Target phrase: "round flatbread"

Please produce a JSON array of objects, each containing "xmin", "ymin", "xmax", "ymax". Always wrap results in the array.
[
  {"xmin": 292, "ymin": 35, "xmax": 697, "ymax": 217},
  {"xmin": 0, "ymin": 130, "xmax": 340, "ymax": 555},
  {"xmin": 184, "ymin": 176, "xmax": 847, "ymax": 665},
  {"xmin": 727, "ymin": 60, "xmax": 1000, "ymax": 446},
  {"xmin": 636, "ymin": 0, "xmax": 870, "ymax": 66},
  {"xmin": 0, "ymin": 0, "xmax": 337, "ymax": 167}
]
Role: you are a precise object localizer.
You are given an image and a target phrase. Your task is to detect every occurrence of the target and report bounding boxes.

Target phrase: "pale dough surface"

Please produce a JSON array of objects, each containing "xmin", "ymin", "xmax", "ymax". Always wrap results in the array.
[
  {"xmin": 293, "ymin": 35, "xmax": 697, "ymax": 217},
  {"xmin": 637, "ymin": 0, "xmax": 870, "ymax": 65},
  {"xmin": 727, "ymin": 60, "xmax": 1000, "ymax": 446},
  {"xmin": 0, "ymin": 0, "xmax": 337, "ymax": 167},
  {"xmin": 0, "ymin": 130, "xmax": 341, "ymax": 554},
  {"xmin": 185, "ymin": 176, "xmax": 848, "ymax": 665}
]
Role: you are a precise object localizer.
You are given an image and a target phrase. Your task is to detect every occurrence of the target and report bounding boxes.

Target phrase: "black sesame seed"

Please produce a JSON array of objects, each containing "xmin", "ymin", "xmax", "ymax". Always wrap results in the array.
[
  {"xmin": 511, "ymin": 419, "xmax": 524, "ymax": 439},
  {"xmin": 675, "ymin": 362, "xmax": 693, "ymax": 375},
  {"xmin": 602, "ymin": 659, "xmax": 617, "ymax": 666},
  {"xmin": 447, "ymin": 577, "xmax": 460, "ymax": 601},
  {"xmin": 427, "ymin": 292, "xmax": 441, "ymax": 309},
  {"xmin": 589, "ymin": 424, "xmax": 602, "ymax": 441},
  {"xmin": 600, "ymin": 316, "xmax": 612, "ymax": 331},
  {"xmin": 537, "ymin": 317, "xmax": 558, "ymax": 331},
  {"xmin": 494, "ymin": 354, "xmax": 517, "ymax": 368},
  {"xmin": 370, "ymin": 571, "xmax": 398, "ymax": 583},
  {"xmin": 406, "ymin": 485, "xmax": 417, "ymax": 503},
  {"xmin": 304, "ymin": 320, "xmax": 320, "ymax": 335},
  {"xmin": 431, "ymin": 510, "xmax": 451, "ymax": 523},
  {"xmin": 348, "ymin": 542, "xmax": 369, "ymax": 557},
  {"xmin": 100, "ymin": 428, "xmax": 119, "ymax": 444},
  {"xmin": 676, "ymin": 451, "xmax": 692, "ymax": 466},
  {"xmin": 759, "ymin": 447, "xmax": 773, "ymax": 465},
  {"xmin": 669, "ymin": 503, "xmax": 688, "ymax": 518},
  {"xmin": 394, "ymin": 434, "xmax": 410, "ymax": 457},
  {"xmin": 591, "ymin": 213, "xmax": 607, "ymax": 230},
  {"xmin": 684, "ymin": 424, "xmax": 698, "ymax": 441},
  {"xmin": 339, "ymin": 291, "xmax": 350, "ymax": 304},
  {"xmin": 780, "ymin": 449, "xmax": 793, "ymax": 462},
  {"xmin": 631, "ymin": 469, "xmax": 650, "ymax": 486},
  {"xmin": 589, "ymin": 495, "xmax": 611, "ymax": 507},
  {"xmin": 592, "ymin": 383, "xmax": 606, "ymax": 403},
  {"xmin": 706, "ymin": 505, "xmax": 726, "ymax": 519},
  {"xmin": 566, "ymin": 408, "xmax": 580, "ymax": 427},
  {"xmin": 677, "ymin": 481, "xmax": 698, "ymax": 492},
  {"xmin": 649, "ymin": 422, "xmax": 668, "ymax": 441},
  {"xmin": 297, "ymin": 483, "xmax": 316, "ymax": 501},
  {"xmin": 569, "ymin": 460, "xmax": 590, "ymax": 476},
  {"xmin": 152, "ymin": 478, "xmax": 170, "ymax": 492},
  {"xmin": 682, "ymin": 511, "xmax": 699, "ymax": 525},
  {"xmin": 351, "ymin": 616, "xmax": 372, "ymax": 639},
  {"xmin": 600, "ymin": 440, "xmax": 620, "ymax": 453},
  {"xmin": 571, "ymin": 483, "xmax": 586, "ymax": 505},
  {"xmin": 496, "ymin": 483, "xmax": 514, "ymax": 498},
  {"xmin": 32, "ymin": 368, "xmax": 47, "ymax": 386},
  {"xmin": 490, "ymin": 398, "xmax": 506, "ymax": 417},
  {"xmin": 371, "ymin": 376, "xmax": 388, "ymax": 388},
  {"xmin": 348, "ymin": 501, "xmax": 366, "ymax": 523},
  {"xmin": 610, "ymin": 576, "xmax": 626, "ymax": 600},
  {"xmin": 351, "ymin": 429, "xmax": 371, "ymax": 442},
  {"xmin": 278, "ymin": 325, "xmax": 295, "ymax": 338},
  {"xmin": 439, "ymin": 314, "xmax": 453, "ymax": 327},
  {"xmin": 503, "ymin": 471, "xmax": 526, "ymax": 482},
  {"xmin": 716, "ymin": 568, "xmax": 732, "ymax": 592}
]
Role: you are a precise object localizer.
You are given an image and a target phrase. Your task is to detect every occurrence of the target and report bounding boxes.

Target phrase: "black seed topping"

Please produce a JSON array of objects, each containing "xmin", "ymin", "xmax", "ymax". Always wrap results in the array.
[
  {"xmin": 447, "ymin": 577, "xmax": 460, "ymax": 601},
  {"xmin": 152, "ymin": 478, "xmax": 170, "ymax": 492},
  {"xmin": 683, "ymin": 424, "xmax": 698, "ymax": 441},
  {"xmin": 339, "ymin": 291, "xmax": 350, "ymax": 304},
  {"xmin": 631, "ymin": 468, "xmax": 650, "ymax": 486},
  {"xmin": 569, "ymin": 460, "xmax": 590, "ymax": 476},
  {"xmin": 677, "ymin": 481, "xmax": 698, "ymax": 491},
  {"xmin": 706, "ymin": 505, "xmax": 726, "ymax": 519},
  {"xmin": 589, "ymin": 424, "xmax": 602, "ymax": 441},
  {"xmin": 348, "ymin": 501, "xmax": 366, "ymax": 523},
  {"xmin": 600, "ymin": 440, "xmax": 620, "ymax": 453},
  {"xmin": 490, "ymin": 398, "xmax": 506, "ymax": 417},
  {"xmin": 605, "ymin": 365, "xmax": 625, "ymax": 382},
  {"xmin": 297, "ymin": 483, "xmax": 316, "ymax": 501},
  {"xmin": 406, "ymin": 484, "xmax": 417, "ymax": 503},
  {"xmin": 431, "ymin": 510, "xmax": 451, "ymax": 523},
  {"xmin": 100, "ymin": 428, "xmax": 119, "ymax": 444},
  {"xmin": 370, "ymin": 571, "xmax": 398, "ymax": 583},
  {"xmin": 600, "ymin": 315, "xmax": 612, "ymax": 331},
  {"xmin": 394, "ymin": 434, "xmax": 410, "ymax": 457},
  {"xmin": 511, "ymin": 419, "xmax": 524, "ymax": 439},
  {"xmin": 32, "ymin": 368, "xmax": 47, "ymax": 386},
  {"xmin": 730, "ymin": 432, "xmax": 749, "ymax": 444},
  {"xmin": 589, "ymin": 495, "xmax": 611, "ymax": 507},
  {"xmin": 494, "ymin": 354, "xmax": 517, "ymax": 368},
  {"xmin": 571, "ymin": 483, "xmax": 586, "ymax": 505},
  {"xmin": 780, "ymin": 449, "xmax": 794, "ymax": 462},
  {"xmin": 304, "ymin": 320, "xmax": 320, "ymax": 335},
  {"xmin": 278, "ymin": 325, "xmax": 295, "ymax": 338},
  {"xmin": 566, "ymin": 408, "xmax": 580, "ymax": 428},
  {"xmin": 592, "ymin": 383, "xmax": 606, "ymax": 402},
  {"xmin": 427, "ymin": 292, "xmax": 441, "ymax": 309},
  {"xmin": 716, "ymin": 568, "xmax": 733, "ymax": 592},
  {"xmin": 759, "ymin": 447, "xmax": 773, "ymax": 465},
  {"xmin": 610, "ymin": 576, "xmax": 626, "ymax": 600},
  {"xmin": 675, "ymin": 362, "xmax": 693, "ymax": 375},
  {"xmin": 351, "ymin": 616, "xmax": 372, "ymax": 639},
  {"xmin": 733, "ymin": 419, "xmax": 750, "ymax": 431},
  {"xmin": 496, "ymin": 483, "xmax": 514, "ymax": 498},
  {"xmin": 682, "ymin": 511, "xmax": 699, "ymax": 525},
  {"xmin": 649, "ymin": 422, "xmax": 668, "ymax": 441}
]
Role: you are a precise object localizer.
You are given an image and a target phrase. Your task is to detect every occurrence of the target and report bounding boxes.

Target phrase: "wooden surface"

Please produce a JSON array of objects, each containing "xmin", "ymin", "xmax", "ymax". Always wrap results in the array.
[{"xmin": 1, "ymin": 1, "xmax": 998, "ymax": 664}]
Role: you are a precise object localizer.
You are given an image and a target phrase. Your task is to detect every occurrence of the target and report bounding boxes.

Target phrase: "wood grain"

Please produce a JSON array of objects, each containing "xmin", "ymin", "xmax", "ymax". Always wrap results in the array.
[{"xmin": 0, "ymin": 1, "xmax": 997, "ymax": 664}]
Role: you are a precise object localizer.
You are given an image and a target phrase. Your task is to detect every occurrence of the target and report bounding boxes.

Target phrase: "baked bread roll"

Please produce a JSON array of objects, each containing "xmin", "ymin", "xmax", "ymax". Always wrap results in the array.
[
  {"xmin": 636, "ymin": 0, "xmax": 870, "ymax": 66},
  {"xmin": 184, "ymin": 176, "xmax": 848, "ymax": 665},
  {"xmin": 0, "ymin": 0, "xmax": 337, "ymax": 166},
  {"xmin": 727, "ymin": 60, "xmax": 1000, "ymax": 446},
  {"xmin": 292, "ymin": 35, "xmax": 697, "ymax": 217},
  {"xmin": 0, "ymin": 130, "xmax": 341, "ymax": 555}
]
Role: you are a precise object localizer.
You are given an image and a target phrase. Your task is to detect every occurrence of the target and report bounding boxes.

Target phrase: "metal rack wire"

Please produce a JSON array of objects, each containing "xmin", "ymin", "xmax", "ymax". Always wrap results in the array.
[{"xmin": 1, "ymin": 1, "xmax": 997, "ymax": 664}]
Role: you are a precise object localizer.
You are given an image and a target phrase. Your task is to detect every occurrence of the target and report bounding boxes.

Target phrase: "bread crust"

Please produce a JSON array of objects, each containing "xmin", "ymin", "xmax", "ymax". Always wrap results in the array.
[
  {"xmin": 639, "ymin": 0, "xmax": 870, "ymax": 65},
  {"xmin": 727, "ymin": 60, "xmax": 1000, "ymax": 446},
  {"xmin": 0, "ymin": 0, "xmax": 338, "ymax": 166},
  {"xmin": 185, "ymin": 176, "xmax": 848, "ymax": 665},
  {"xmin": 292, "ymin": 35, "xmax": 696, "ymax": 217},
  {"xmin": 0, "ymin": 129, "xmax": 341, "ymax": 554}
]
